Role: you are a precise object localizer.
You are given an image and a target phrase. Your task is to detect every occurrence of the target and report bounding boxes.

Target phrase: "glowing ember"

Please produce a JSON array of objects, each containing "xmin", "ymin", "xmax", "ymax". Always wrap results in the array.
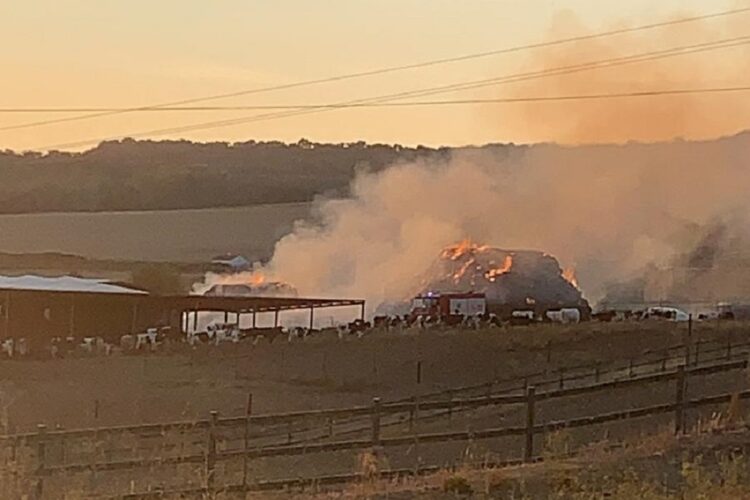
[
  {"xmin": 562, "ymin": 267, "xmax": 579, "ymax": 289},
  {"xmin": 484, "ymin": 255, "xmax": 513, "ymax": 282}
]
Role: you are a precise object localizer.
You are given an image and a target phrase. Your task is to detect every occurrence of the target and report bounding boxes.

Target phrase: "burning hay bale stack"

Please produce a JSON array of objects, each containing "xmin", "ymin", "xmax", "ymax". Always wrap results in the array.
[{"xmin": 419, "ymin": 240, "xmax": 590, "ymax": 320}]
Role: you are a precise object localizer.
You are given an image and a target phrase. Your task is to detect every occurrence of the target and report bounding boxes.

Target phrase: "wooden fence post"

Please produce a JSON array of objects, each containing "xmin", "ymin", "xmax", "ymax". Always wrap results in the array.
[
  {"xmin": 694, "ymin": 340, "xmax": 701, "ymax": 366},
  {"xmin": 447, "ymin": 389, "xmax": 454, "ymax": 421},
  {"xmin": 371, "ymin": 397, "xmax": 381, "ymax": 447},
  {"xmin": 674, "ymin": 366, "xmax": 686, "ymax": 435},
  {"xmin": 242, "ymin": 394, "xmax": 253, "ymax": 489},
  {"xmin": 206, "ymin": 411, "xmax": 218, "ymax": 493},
  {"xmin": 34, "ymin": 424, "xmax": 47, "ymax": 500},
  {"xmin": 524, "ymin": 386, "xmax": 536, "ymax": 463},
  {"xmin": 726, "ymin": 332, "xmax": 732, "ymax": 360}
]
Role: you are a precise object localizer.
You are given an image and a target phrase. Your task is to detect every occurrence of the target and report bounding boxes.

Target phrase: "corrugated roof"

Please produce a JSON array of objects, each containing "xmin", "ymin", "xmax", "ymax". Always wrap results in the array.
[{"xmin": 0, "ymin": 275, "xmax": 146, "ymax": 295}]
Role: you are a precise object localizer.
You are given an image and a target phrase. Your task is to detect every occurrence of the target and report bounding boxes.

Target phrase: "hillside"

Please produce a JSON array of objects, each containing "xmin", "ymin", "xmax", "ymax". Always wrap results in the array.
[
  {"xmin": 1, "ymin": 133, "xmax": 748, "ymax": 215},
  {"xmin": 0, "ymin": 139, "xmax": 455, "ymax": 213}
]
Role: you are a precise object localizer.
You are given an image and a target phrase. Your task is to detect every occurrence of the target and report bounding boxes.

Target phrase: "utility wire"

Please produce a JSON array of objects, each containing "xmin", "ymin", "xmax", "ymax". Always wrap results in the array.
[
  {"xmin": 3, "ymin": 86, "xmax": 750, "ymax": 113},
  {"xmin": 5, "ymin": 5, "xmax": 750, "ymax": 132},
  {"xmin": 34, "ymin": 35, "xmax": 750, "ymax": 151}
]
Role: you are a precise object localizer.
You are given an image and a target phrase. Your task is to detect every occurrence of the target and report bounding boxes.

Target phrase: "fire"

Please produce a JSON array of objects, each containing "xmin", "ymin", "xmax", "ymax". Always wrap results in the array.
[
  {"xmin": 441, "ymin": 239, "xmax": 489, "ymax": 261},
  {"xmin": 484, "ymin": 255, "xmax": 513, "ymax": 282},
  {"xmin": 562, "ymin": 267, "xmax": 579, "ymax": 289},
  {"xmin": 213, "ymin": 271, "xmax": 267, "ymax": 286}
]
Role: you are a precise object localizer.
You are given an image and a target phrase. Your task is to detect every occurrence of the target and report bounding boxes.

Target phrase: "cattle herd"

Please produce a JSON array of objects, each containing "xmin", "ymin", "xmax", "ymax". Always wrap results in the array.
[{"xmin": 0, "ymin": 304, "xmax": 714, "ymax": 361}]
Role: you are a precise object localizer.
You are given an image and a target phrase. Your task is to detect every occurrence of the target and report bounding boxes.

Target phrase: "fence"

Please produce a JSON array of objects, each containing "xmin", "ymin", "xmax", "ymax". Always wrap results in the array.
[{"xmin": 10, "ymin": 350, "xmax": 750, "ymax": 499}]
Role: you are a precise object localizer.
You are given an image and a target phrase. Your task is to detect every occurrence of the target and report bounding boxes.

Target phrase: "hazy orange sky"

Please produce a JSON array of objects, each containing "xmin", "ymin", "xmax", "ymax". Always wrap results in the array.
[{"xmin": 1, "ymin": 0, "xmax": 748, "ymax": 151}]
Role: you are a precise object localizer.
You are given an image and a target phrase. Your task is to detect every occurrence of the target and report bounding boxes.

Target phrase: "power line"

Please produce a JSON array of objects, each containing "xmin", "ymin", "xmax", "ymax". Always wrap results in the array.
[
  {"xmin": 34, "ymin": 35, "xmax": 750, "ymax": 151},
  {"xmin": 5, "ymin": 5, "xmax": 750, "ymax": 132},
  {"xmin": 4, "ymin": 86, "xmax": 750, "ymax": 113}
]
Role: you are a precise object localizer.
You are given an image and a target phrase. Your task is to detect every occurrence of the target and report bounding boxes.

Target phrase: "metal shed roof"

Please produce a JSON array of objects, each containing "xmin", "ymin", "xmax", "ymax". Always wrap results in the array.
[{"xmin": 0, "ymin": 275, "xmax": 146, "ymax": 295}]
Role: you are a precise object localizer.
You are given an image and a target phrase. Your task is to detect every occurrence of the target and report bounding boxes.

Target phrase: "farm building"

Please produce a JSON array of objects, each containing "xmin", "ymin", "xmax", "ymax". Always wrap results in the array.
[{"xmin": 0, "ymin": 275, "xmax": 364, "ymax": 348}]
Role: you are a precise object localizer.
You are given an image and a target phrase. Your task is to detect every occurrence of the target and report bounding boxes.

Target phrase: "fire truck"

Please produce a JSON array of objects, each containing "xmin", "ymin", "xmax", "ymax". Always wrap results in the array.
[{"xmin": 410, "ymin": 292, "xmax": 486, "ymax": 320}]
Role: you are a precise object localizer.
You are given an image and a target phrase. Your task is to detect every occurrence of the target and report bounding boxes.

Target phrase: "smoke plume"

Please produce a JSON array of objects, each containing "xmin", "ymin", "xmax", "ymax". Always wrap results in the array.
[{"xmin": 220, "ymin": 131, "xmax": 750, "ymax": 311}]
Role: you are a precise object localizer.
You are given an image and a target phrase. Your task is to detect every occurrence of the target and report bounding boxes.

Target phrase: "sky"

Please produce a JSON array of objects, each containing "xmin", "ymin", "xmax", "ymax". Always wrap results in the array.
[{"xmin": 0, "ymin": 0, "xmax": 748, "ymax": 151}]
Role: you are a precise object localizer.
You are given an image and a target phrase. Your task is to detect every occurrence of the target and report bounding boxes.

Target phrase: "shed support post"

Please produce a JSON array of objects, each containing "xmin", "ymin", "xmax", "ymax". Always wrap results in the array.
[
  {"xmin": 68, "ymin": 298, "xmax": 76, "ymax": 338},
  {"xmin": 360, "ymin": 302, "xmax": 365, "ymax": 321},
  {"xmin": 130, "ymin": 301, "xmax": 138, "ymax": 335},
  {"xmin": 193, "ymin": 309, "xmax": 199, "ymax": 332},
  {"xmin": 3, "ymin": 291, "xmax": 9, "ymax": 339},
  {"xmin": 309, "ymin": 307, "xmax": 314, "ymax": 331},
  {"xmin": 252, "ymin": 311, "xmax": 257, "ymax": 329},
  {"xmin": 274, "ymin": 310, "xmax": 279, "ymax": 328}
]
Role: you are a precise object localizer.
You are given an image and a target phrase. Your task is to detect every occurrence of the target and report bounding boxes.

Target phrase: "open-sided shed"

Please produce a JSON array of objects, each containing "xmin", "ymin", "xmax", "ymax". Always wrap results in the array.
[{"xmin": 0, "ymin": 276, "xmax": 364, "ymax": 344}]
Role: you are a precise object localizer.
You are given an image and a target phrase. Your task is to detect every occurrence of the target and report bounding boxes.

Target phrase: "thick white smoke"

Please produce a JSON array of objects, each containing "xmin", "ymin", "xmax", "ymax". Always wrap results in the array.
[{"xmin": 245, "ymin": 132, "xmax": 750, "ymax": 310}]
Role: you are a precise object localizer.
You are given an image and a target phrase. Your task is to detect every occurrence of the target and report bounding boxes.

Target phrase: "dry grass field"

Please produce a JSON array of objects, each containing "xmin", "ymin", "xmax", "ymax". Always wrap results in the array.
[{"xmin": 0, "ymin": 203, "xmax": 311, "ymax": 263}]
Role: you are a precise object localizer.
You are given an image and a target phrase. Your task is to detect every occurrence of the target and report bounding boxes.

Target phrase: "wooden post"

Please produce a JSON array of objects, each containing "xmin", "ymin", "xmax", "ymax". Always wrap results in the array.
[
  {"xmin": 35, "ymin": 424, "xmax": 47, "ymax": 500},
  {"xmin": 206, "ymin": 411, "xmax": 218, "ymax": 492},
  {"xmin": 130, "ymin": 301, "xmax": 139, "ymax": 335},
  {"xmin": 252, "ymin": 311, "xmax": 257, "ymax": 329},
  {"xmin": 628, "ymin": 359, "xmax": 634, "ymax": 378},
  {"xmin": 371, "ymin": 397, "xmax": 381, "ymax": 446},
  {"xmin": 447, "ymin": 389, "xmax": 454, "ymax": 421},
  {"xmin": 688, "ymin": 313, "xmax": 693, "ymax": 337},
  {"xmin": 193, "ymin": 309, "xmax": 199, "ymax": 332},
  {"xmin": 694, "ymin": 339, "xmax": 701, "ymax": 366},
  {"xmin": 524, "ymin": 386, "xmax": 536, "ymax": 463},
  {"xmin": 360, "ymin": 302, "xmax": 366, "ymax": 321},
  {"xmin": 274, "ymin": 309, "xmax": 279, "ymax": 328},
  {"xmin": 68, "ymin": 297, "xmax": 76, "ymax": 338},
  {"xmin": 224, "ymin": 311, "xmax": 229, "ymax": 323},
  {"xmin": 308, "ymin": 307, "xmax": 315, "ymax": 331},
  {"xmin": 416, "ymin": 361, "xmax": 422, "ymax": 386},
  {"xmin": 243, "ymin": 394, "xmax": 253, "ymax": 489},
  {"xmin": 674, "ymin": 365, "xmax": 686, "ymax": 435},
  {"xmin": 3, "ymin": 291, "xmax": 9, "ymax": 339},
  {"xmin": 727, "ymin": 331, "xmax": 732, "ymax": 360}
]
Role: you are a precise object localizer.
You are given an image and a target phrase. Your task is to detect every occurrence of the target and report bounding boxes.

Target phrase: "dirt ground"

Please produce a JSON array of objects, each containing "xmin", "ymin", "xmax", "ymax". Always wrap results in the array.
[
  {"xmin": 1, "ymin": 319, "xmax": 748, "ymax": 498},
  {"xmin": 0, "ymin": 319, "xmax": 743, "ymax": 433}
]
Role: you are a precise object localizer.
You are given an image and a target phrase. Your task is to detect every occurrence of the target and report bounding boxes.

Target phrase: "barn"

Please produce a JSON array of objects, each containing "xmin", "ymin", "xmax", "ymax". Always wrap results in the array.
[{"xmin": 0, "ymin": 275, "xmax": 365, "ymax": 349}]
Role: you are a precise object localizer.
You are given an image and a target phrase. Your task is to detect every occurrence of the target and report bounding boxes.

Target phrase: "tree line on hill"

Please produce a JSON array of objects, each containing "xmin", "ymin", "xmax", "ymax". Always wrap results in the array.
[{"xmin": 0, "ymin": 138, "xmax": 468, "ymax": 213}]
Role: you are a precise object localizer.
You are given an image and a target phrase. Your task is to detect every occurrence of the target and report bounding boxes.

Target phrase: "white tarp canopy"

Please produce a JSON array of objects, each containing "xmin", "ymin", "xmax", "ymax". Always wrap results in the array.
[{"xmin": 0, "ymin": 275, "xmax": 146, "ymax": 295}]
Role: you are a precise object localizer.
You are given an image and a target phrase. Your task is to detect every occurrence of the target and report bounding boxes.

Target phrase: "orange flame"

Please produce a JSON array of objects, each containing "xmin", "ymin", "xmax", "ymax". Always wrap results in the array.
[
  {"xmin": 441, "ymin": 239, "xmax": 489, "ymax": 261},
  {"xmin": 484, "ymin": 255, "xmax": 513, "ymax": 282},
  {"xmin": 562, "ymin": 267, "xmax": 579, "ymax": 289},
  {"xmin": 215, "ymin": 271, "xmax": 266, "ymax": 286}
]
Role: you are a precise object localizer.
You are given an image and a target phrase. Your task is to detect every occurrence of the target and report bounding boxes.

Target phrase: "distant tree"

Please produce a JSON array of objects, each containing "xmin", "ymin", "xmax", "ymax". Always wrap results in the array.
[{"xmin": 131, "ymin": 264, "xmax": 183, "ymax": 295}]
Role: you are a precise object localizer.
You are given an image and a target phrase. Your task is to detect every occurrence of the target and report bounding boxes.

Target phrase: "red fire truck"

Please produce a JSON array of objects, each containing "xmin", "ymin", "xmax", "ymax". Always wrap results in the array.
[{"xmin": 410, "ymin": 292, "xmax": 486, "ymax": 320}]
